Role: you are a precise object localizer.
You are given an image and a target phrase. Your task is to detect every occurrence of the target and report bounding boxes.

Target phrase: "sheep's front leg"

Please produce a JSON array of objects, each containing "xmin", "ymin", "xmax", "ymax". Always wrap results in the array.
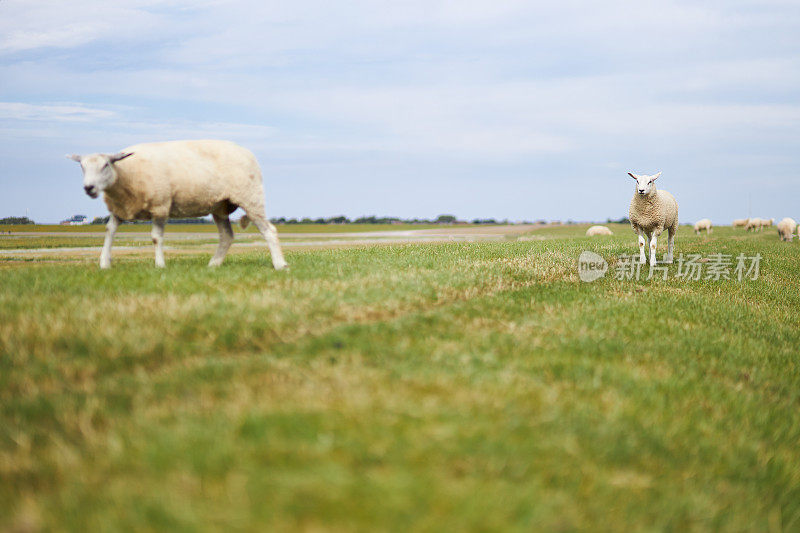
[
  {"xmin": 151, "ymin": 217, "xmax": 167, "ymax": 268},
  {"xmin": 99, "ymin": 214, "xmax": 119, "ymax": 269},
  {"xmin": 649, "ymin": 233, "xmax": 659, "ymax": 265},
  {"xmin": 637, "ymin": 230, "xmax": 647, "ymax": 263}
]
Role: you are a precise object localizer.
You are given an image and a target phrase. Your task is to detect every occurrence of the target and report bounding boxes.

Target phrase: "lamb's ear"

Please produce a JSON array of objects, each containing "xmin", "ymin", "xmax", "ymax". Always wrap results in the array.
[
  {"xmin": 627, "ymin": 172, "xmax": 637, "ymax": 180},
  {"xmin": 651, "ymin": 171, "xmax": 662, "ymax": 181},
  {"xmin": 66, "ymin": 154, "xmax": 82, "ymax": 163},
  {"xmin": 109, "ymin": 152, "xmax": 133, "ymax": 163}
]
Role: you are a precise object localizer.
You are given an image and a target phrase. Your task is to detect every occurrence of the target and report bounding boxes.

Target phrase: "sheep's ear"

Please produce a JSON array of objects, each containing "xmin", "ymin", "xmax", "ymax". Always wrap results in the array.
[
  {"xmin": 627, "ymin": 172, "xmax": 637, "ymax": 180},
  {"xmin": 651, "ymin": 171, "xmax": 662, "ymax": 181},
  {"xmin": 109, "ymin": 152, "xmax": 133, "ymax": 163},
  {"xmin": 66, "ymin": 154, "xmax": 82, "ymax": 162}
]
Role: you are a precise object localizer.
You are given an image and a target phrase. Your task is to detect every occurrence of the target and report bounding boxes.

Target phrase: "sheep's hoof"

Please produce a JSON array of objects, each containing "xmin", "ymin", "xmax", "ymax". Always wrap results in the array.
[
  {"xmin": 99, "ymin": 263, "xmax": 111, "ymax": 270},
  {"xmin": 274, "ymin": 262, "xmax": 289, "ymax": 271}
]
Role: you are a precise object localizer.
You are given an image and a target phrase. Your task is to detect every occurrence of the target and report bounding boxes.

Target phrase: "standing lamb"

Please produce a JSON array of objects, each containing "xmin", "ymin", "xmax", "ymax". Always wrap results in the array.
[
  {"xmin": 760, "ymin": 218, "xmax": 775, "ymax": 230},
  {"xmin": 776, "ymin": 217, "xmax": 797, "ymax": 241},
  {"xmin": 586, "ymin": 225, "xmax": 614, "ymax": 236},
  {"xmin": 68, "ymin": 140, "xmax": 288, "ymax": 270},
  {"xmin": 628, "ymin": 171, "xmax": 678, "ymax": 264},
  {"xmin": 694, "ymin": 218, "xmax": 713, "ymax": 235},
  {"xmin": 732, "ymin": 218, "xmax": 749, "ymax": 229},
  {"xmin": 746, "ymin": 218, "xmax": 763, "ymax": 232}
]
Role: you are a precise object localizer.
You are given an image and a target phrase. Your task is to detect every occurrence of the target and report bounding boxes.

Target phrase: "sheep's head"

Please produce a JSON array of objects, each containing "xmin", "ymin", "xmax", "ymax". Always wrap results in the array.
[
  {"xmin": 628, "ymin": 171, "xmax": 661, "ymax": 196},
  {"xmin": 67, "ymin": 152, "xmax": 133, "ymax": 198}
]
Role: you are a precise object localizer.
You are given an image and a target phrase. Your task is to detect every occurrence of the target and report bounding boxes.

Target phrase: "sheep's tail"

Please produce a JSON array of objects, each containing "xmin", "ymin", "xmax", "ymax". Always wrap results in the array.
[{"xmin": 240, "ymin": 215, "xmax": 250, "ymax": 230}]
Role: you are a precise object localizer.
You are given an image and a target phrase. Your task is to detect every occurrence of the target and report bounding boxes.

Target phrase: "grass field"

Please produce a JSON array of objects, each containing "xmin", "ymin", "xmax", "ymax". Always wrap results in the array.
[{"xmin": 1, "ymin": 224, "xmax": 799, "ymax": 531}]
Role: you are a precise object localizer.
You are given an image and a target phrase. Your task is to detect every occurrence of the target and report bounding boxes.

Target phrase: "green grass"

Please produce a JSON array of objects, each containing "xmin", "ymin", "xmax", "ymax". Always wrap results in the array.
[{"xmin": 1, "ymin": 228, "xmax": 799, "ymax": 531}]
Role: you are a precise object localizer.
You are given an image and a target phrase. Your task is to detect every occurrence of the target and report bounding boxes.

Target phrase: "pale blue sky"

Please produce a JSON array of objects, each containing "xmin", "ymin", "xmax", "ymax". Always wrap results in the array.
[{"xmin": 1, "ymin": 0, "xmax": 799, "ymax": 223}]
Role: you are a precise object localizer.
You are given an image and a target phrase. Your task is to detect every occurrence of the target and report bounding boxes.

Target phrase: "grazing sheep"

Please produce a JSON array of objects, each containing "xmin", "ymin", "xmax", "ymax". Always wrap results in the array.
[
  {"xmin": 68, "ymin": 140, "xmax": 288, "ymax": 270},
  {"xmin": 732, "ymin": 218, "xmax": 749, "ymax": 228},
  {"xmin": 746, "ymin": 218, "xmax": 763, "ymax": 232},
  {"xmin": 628, "ymin": 171, "xmax": 678, "ymax": 264},
  {"xmin": 586, "ymin": 225, "xmax": 613, "ymax": 236},
  {"xmin": 760, "ymin": 218, "xmax": 775, "ymax": 230},
  {"xmin": 776, "ymin": 217, "xmax": 797, "ymax": 241},
  {"xmin": 694, "ymin": 218, "xmax": 713, "ymax": 235}
]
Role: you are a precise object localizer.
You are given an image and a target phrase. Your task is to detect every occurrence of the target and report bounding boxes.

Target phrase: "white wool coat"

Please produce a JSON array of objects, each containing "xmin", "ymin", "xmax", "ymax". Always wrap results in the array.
[
  {"xmin": 629, "ymin": 188, "xmax": 679, "ymax": 237},
  {"xmin": 586, "ymin": 225, "xmax": 613, "ymax": 236},
  {"xmin": 102, "ymin": 140, "xmax": 265, "ymax": 221}
]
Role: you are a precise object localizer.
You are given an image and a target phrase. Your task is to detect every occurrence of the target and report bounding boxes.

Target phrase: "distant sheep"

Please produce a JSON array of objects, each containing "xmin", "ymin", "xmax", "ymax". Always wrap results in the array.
[
  {"xmin": 746, "ymin": 218, "xmax": 763, "ymax": 232},
  {"xmin": 68, "ymin": 140, "xmax": 288, "ymax": 270},
  {"xmin": 732, "ymin": 218, "xmax": 749, "ymax": 228},
  {"xmin": 628, "ymin": 171, "xmax": 678, "ymax": 264},
  {"xmin": 776, "ymin": 217, "xmax": 797, "ymax": 242},
  {"xmin": 694, "ymin": 218, "xmax": 713, "ymax": 235},
  {"xmin": 760, "ymin": 218, "xmax": 775, "ymax": 230},
  {"xmin": 586, "ymin": 225, "xmax": 613, "ymax": 236}
]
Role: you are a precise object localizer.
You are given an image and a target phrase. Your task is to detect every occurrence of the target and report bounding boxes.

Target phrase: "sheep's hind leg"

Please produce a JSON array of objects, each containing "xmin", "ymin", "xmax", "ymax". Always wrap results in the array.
[
  {"xmin": 99, "ymin": 214, "xmax": 119, "ymax": 269},
  {"xmin": 151, "ymin": 217, "xmax": 167, "ymax": 268},
  {"xmin": 249, "ymin": 214, "xmax": 288, "ymax": 270},
  {"xmin": 665, "ymin": 228, "xmax": 675, "ymax": 264},
  {"xmin": 209, "ymin": 214, "xmax": 234, "ymax": 267}
]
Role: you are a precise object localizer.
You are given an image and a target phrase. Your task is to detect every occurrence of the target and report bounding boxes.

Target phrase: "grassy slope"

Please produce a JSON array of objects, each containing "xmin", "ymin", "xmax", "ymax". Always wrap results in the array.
[{"xmin": 1, "ymin": 227, "xmax": 799, "ymax": 531}]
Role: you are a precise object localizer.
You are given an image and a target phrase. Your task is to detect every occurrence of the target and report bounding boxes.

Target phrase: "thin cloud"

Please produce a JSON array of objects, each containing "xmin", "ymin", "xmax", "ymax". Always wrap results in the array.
[{"xmin": 0, "ymin": 102, "xmax": 117, "ymax": 121}]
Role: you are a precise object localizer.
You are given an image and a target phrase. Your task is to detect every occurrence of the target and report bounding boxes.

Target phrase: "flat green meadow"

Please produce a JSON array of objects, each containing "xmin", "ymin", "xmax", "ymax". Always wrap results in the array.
[{"xmin": 1, "ymin": 225, "xmax": 799, "ymax": 531}]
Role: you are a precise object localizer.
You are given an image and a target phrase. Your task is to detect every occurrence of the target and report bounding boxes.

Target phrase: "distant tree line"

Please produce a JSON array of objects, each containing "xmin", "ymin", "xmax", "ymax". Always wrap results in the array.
[
  {"xmin": 267, "ymin": 214, "xmax": 511, "ymax": 225},
  {"xmin": 0, "ymin": 216, "xmax": 35, "ymax": 224},
  {"xmin": 0, "ymin": 215, "xmax": 631, "ymax": 226},
  {"xmin": 91, "ymin": 216, "xmax": 213, "ymax": 224}
]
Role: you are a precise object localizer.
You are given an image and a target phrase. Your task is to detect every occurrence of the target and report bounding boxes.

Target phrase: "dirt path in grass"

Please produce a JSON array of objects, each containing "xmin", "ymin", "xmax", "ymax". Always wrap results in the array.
[{"xmin": 0, "ymin": 225, "xmax": 552, "ymax": 259}]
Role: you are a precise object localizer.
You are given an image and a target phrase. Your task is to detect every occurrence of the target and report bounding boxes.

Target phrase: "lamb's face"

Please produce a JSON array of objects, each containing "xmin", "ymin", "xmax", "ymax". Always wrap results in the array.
[
  {"xmin": 628, "ymin": 171, "xmax": 661, "ymax": 196},
  {"xmin": 67, "ymin": 152, "xmax": 133, "ymax": 198}
]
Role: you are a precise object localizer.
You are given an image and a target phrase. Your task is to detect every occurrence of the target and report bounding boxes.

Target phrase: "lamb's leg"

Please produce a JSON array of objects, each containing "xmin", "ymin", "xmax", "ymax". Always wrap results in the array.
[
  {"xmin": 649, "ymin": 233, "xmax": 659, "ymax": 265},
  {"xmin": 99, "ymin": 214, "xmax": 119, "ymax": 269},
  {"xmin": 637, "ymin": 230, "xmax": 647, "ymax": 263},
  {"xmin": 209, "ymin": 214, "xmax": 234, "ymax": 267},
  {"xmin": 151, "ymin": 217, "xmax": 167, "ymax": 268},
  {"xmin": 665, "ymin": 228, "xmax": 675, "ymax": 264},
  {"xmin": 249, "ymin": 215, "xmax": 288, "ymax": 270}
]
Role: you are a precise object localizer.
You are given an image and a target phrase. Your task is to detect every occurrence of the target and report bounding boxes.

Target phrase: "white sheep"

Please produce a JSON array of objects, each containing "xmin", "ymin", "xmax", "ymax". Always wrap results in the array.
[
  {"xmin": 628, "ymin": 171, "xmax": 678, "ymax": 264},
  {"xmin": 68, "ymin": 140, "xmax": 288, "ymax": 270},
  {"xmin": 776, "ymin": 217, "xmax": 797, "ymax": 241},
  {"xmin": 693, "ymin": 218, "xmax": 712, "ymax": 235},
  {"xmin": 732, "ymin": 218, "xmax": 749, "ymax": 229},
  {"xmin": 746, "ymin": 218, "xmax": 762, "ymax": 232},
  {"xmin": 760, "ymin": 218, "xmax": 775, "ymax": 230},
  {"xmin": 586, "ymin": 225, "xmax": 614, "ymax": 236}
]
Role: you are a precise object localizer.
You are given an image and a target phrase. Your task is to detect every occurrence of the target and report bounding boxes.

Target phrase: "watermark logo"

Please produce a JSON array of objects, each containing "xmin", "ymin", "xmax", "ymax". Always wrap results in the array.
[
  {"xmin": 578, "ymin": 251, "xmax": 761, "ymax": 282},
  {"xmin": 578, "ymin": 251, "xmax": 608, "ymax": 282}
]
